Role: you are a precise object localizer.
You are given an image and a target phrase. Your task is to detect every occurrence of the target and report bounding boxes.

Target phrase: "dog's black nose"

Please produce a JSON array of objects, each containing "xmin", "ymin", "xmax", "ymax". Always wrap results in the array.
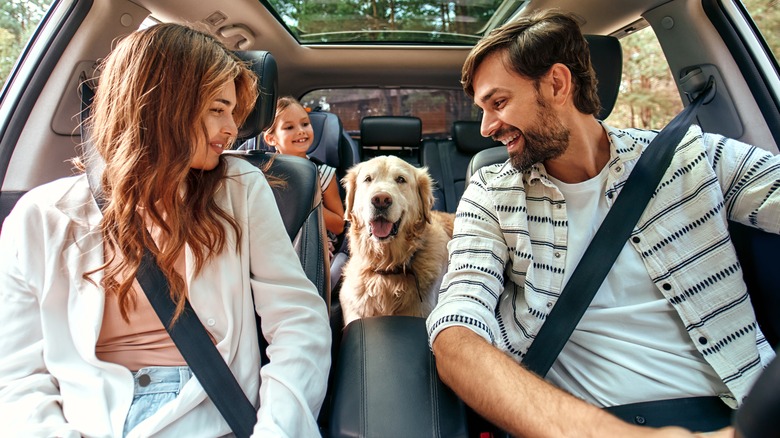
[{"xmin": 371, "ymin": 193, "xmax": 392, "ymax": 209}]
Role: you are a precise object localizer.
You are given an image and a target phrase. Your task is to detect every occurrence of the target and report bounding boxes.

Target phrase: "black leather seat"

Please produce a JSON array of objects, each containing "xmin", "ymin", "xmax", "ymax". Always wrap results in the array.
[
  {"xmin": 306, "ymin": 110, "xmax": 359, "ymax": 299},
  {"xmin": 307, "ymin": 110, "xmax": 360, "ymax": 198},
  {"xmin": 230, "ymin": 51, "xmax": 330, "ymax": 308},
  {"xmin": 423, "ymin": 121, "xmax": 501, "ymax": 212},
  {"xmin": 360, "ymin": 116, "xmax": 423, "ymax": 165},
  {"xmin": 233, "ymin": 51, "xmax": 278, "ymax": 144}
]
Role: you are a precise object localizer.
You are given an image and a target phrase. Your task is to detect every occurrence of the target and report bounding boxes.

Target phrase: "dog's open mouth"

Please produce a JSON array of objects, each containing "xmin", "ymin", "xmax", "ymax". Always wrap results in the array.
[{"xmin": 369, "ymin": 215, "xmax": 402, "ymax": 240}]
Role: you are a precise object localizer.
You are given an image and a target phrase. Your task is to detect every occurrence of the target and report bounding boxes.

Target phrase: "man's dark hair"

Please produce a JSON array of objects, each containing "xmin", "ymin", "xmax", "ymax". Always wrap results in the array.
[{"xmin": 462, "ymin": 9, "xmax": 601, "ymax": 116}]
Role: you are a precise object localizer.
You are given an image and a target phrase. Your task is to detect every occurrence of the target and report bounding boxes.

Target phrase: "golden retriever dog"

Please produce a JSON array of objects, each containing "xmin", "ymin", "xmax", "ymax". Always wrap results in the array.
[{"xmin": 339, "ymin": 155, "xmax": 455, "ymax": 327}]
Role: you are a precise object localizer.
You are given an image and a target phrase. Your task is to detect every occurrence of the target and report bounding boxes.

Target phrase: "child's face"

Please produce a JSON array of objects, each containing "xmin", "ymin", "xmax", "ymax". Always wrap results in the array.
[{"xmin": 265, "ymin": 104, "xmax": 314, "ymax": 157}]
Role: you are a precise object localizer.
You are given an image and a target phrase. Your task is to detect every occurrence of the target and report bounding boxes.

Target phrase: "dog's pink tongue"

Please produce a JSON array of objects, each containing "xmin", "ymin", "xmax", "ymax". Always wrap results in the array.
[{"xmin": 371, "ymin": 218, "xmax": 394, "ymax": 238}]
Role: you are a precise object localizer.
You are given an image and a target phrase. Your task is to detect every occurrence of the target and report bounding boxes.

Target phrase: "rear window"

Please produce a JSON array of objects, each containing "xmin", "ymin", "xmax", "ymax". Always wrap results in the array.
[{"xmin": 299, "ymin": 88, "xmax": 479, "ymax": 139}]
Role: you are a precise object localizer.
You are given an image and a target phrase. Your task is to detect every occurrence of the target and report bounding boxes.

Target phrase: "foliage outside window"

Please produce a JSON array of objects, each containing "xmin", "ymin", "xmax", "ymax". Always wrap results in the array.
[
  {"xmin": 0, "ymin": 0, "xmax": 52, "ymax": 89},
  {"xmin": 742, "ymin": 0, "xmax": 780, "ymax": 64},
  {"xmin": 264, "ymin": 0, "xmax": 515, "ymax": 44},
  {"xmin": 606, "ymin": 26, "xmax": 682, "ymax": 130}
]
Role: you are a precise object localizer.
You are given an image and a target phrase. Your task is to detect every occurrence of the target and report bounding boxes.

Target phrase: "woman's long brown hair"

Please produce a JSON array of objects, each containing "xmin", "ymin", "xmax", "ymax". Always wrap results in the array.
[{"xmin": 84, "ymin": 23, "xmax": 259, "ymax": 323}]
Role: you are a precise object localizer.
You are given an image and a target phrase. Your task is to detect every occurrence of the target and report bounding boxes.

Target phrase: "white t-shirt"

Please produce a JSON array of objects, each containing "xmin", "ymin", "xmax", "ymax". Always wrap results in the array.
[{"xmin": 545, "ymin": 166, "xmax": 729, "ymax": 407}]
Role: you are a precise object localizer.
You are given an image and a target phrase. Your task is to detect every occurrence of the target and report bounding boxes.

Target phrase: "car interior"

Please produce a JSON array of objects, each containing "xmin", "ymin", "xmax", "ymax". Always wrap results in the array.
[{"xmin": 0, "ymin": 0, "xmax": 778, "ymax": 436}]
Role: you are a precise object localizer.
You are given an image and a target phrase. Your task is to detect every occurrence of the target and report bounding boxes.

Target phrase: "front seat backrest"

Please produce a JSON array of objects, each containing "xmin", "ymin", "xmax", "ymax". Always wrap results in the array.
[
  {"xmin": 240, "ymin": 151, "xmax": 330, "ymax": 305},
  {"xmin": 306, "ymin": 110, "xmax": 359, "ymax": 296},
  {"xmin": 232, "ymin": 51, "xmax": 330, "ymax": 307},
  {"xmin": 234, "ymin": 50, "xmax": 278, "ymax": 141},
  {"xmin": 423, "ymin": 121, "xmax": 501, "ymax": 212}
]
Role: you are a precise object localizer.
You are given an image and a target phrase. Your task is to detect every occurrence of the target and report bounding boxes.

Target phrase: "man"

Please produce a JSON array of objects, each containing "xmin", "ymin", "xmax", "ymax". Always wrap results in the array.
[{"xmin": 426, "ymin": 9, "xmax": 777, "ymax": 437}]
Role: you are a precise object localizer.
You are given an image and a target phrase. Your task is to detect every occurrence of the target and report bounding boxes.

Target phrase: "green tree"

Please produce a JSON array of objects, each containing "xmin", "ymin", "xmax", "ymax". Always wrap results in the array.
[
  {"xmin": 0, "ymin": 0, "xmax": 51, "ymax": 87},
  {"xmin": 742, "ymin": 0, "xmax": 780, "ymax": 61},
  {"xmin": 268, "ymin": 0, "xmax": 497, "ymax": 43},
  {"xmin": 609, "ymin": 2, "xmax": 780, "ymax": 129},
  {"xmin": 608, "ymin": 27, "xmax": 682, "ymax": 129}
]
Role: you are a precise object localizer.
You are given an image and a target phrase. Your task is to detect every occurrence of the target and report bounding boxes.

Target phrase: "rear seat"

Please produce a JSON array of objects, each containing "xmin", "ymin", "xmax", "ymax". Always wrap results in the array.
[
  {"xmin": 305, "ymin": 110, "xmax": 358, "ymax": 299},
  {"xmin": 360, "ymin": 116, "xmax": 423, "ymax": 166},
  {"xmin": 422, "ymin": 121, "xmax": 500, "ymax": 212},
  {"xmin": 307, "ymin": 110, "xmax": 360, "ymax": 200}
]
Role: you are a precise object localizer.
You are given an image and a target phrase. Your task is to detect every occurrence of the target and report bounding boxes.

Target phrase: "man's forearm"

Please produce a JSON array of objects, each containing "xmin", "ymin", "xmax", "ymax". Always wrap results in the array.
[{"xmin": 431, "ymin": 326, "xmax": 699, "ymax": 438}]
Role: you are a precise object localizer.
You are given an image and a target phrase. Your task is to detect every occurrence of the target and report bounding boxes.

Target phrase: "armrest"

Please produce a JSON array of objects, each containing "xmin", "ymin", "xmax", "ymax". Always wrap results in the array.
[{"xmin": 329, "ymin": 316, "xmax": 468, "ymax": 437}]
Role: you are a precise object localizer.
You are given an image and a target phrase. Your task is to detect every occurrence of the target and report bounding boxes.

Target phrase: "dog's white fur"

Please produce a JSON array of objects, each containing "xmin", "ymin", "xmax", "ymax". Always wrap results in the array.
[{"xmin": 339, "ymin": 155, "xmax": 454, "ymax": 327}]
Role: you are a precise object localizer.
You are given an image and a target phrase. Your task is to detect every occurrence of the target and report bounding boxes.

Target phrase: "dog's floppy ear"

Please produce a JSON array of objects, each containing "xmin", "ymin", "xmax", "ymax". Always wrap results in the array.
[
  {"xmin": 342, "ymin": 162, "xmax": 361, "ymax": 219},
  {"xmin": 416, "ymin": 166, "xmax": 435, "ymax": 224}
]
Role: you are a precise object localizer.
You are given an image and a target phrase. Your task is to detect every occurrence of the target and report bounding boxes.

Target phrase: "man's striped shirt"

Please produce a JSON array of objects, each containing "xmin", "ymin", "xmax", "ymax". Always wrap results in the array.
[{"xmin": 427, "ymin": 124, "xmax": 778, "ymax": 407}]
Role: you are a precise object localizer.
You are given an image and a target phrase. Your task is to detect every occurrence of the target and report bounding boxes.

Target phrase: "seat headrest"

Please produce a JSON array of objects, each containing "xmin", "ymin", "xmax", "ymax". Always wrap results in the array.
[
  {"xmin": 307, "ymin": 111, "xmax": 343, "ymax": 167},
  {"xmin": 234, "ymin": 51, "xmax": 278, "ymax": 142},
  {"xmin": 585, "ymin": 34, "xmax": 622, "ymax": 120},
  {"xmin": 360, "ymin": 116, "xmax": 422, "ymax": 147},
  {"xmin": 452, "ymin": 121, "xmax": 501, "ymax": 154}
]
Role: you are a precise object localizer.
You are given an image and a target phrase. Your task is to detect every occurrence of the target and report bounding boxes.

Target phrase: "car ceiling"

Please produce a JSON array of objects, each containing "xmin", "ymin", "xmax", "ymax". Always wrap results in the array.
[{"xmin": 132, "ymin": 0, "xmax": 671, "ymax": 97}]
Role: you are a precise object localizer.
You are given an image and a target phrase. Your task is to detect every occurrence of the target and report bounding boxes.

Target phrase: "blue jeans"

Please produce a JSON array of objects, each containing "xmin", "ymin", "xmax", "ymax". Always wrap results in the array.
[{"xmin": 123, "ymin": 366, "xmax": 192, "ymax": 437}]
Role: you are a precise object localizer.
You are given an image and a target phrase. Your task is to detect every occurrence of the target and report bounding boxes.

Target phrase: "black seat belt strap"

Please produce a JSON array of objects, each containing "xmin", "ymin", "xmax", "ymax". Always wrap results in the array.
[
  {"xmin": 522, "ymin": 79, "xmax": 715, "ymax": 377},
  {"xmin": 438, "ymin": 142, "xmax": 457, "ymax": 212},
  {"xmin": 137, "ymin": 247, "xmax": 258, "ymax": 438}
]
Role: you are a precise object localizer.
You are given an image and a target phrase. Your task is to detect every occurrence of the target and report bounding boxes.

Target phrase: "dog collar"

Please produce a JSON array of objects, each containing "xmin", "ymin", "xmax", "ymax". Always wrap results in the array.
[{"xmin": 373, "ymin": 259, "xmax": 423, "ymax": 302}]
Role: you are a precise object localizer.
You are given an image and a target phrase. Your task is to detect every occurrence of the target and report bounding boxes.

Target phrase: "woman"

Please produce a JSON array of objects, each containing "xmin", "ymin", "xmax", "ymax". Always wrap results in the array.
[
  {"xmin": 0, "ymin": 23, "xmax": 330, "ymax": 437},
  {"xmin": 263, "ymin": 96, "xmax": 346, "ymax": 259}
]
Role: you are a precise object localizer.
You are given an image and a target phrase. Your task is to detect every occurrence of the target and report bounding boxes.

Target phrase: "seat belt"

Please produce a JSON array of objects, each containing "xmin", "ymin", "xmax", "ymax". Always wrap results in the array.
[
  {"xmin": 522, "ymin": 78, "xmax": 715, "ymax": 377},
  {"xmin": 437, "ymin": 141, "xmax": 457, "ymax": 212},
  {"xmin": 79, "ymin": 82, "xmax": 258, "ymax": 438},
  {"xmin": 137, "ymin": 248, "xmax": 258, "ymax": 437}
]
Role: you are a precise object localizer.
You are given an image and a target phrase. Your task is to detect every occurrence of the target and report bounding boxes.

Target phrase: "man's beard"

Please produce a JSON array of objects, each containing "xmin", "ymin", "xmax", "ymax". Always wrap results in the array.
[{"xmin": 496, "ymin": 97, "xmax": 570, "ymax": 171}]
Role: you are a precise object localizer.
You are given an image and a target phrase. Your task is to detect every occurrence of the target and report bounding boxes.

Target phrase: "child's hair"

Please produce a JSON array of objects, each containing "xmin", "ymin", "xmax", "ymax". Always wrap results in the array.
[{"xmin": 266, "ymin": 96, "xmax": 307, "ymax": 134}]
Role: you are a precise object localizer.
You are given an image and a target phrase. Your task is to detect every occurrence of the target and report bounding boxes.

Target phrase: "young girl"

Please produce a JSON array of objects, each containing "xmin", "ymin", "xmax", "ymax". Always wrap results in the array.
[
  {"xmin": 0, "ymin": 24, "xmax": 330, "ymax": 437},
  {"xmin": 263, "ymin": 96, "xmax": 346, "ymax": 257}
]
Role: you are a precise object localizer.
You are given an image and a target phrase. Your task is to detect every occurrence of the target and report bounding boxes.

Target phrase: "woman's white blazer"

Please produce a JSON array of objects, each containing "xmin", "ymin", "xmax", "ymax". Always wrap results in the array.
[{"xmin": 0, "ymin": 157, "xmax": 331, "ymax": 437}]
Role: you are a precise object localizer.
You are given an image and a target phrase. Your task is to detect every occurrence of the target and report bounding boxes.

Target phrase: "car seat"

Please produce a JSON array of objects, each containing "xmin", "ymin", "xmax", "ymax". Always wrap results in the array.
[
  {"xmin": 360, "ymin": 115, "xmax": 423, "ymax": 166},
  {"xmin": 231, "ymin": 51, "xmax": 331, "ymax": 308},
  {"xmin": 422, "ymin": 121, "xmax": 501, "ymax": 212},
  {"xmin": 306, "ymin": 110, "xmax": 360, "ymax": 298},
  {"xmin": 307, "ymin": 110, "xmax": 360, "ymax": 199}
]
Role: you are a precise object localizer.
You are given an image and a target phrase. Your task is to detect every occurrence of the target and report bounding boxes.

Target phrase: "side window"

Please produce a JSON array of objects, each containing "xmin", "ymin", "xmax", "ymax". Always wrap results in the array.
[
  {"xmin": 0, "ymin": 0, "xmax": 54, "ymax": 87},
  {"xmin": 299, "ymin": 88, "xmax": 479, "ymax": 139},
  {"xmin": 741, "ymin": 0, "xmax": 780, "ymax": 63},
  {"xmin": 606, "ymin": 25, "xmax": 682, "ymax": 130}
]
